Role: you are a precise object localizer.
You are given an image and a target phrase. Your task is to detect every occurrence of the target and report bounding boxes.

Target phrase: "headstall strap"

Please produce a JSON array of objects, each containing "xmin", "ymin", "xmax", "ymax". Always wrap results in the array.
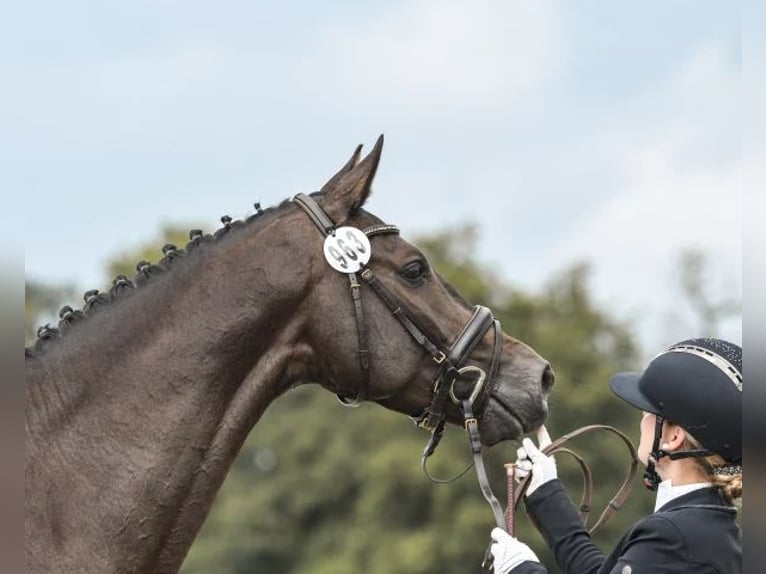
[
  {"xmin": 293, "ymin": 193, "xmax": 336, "ymax": 236},
  {"xmin": 463, "ymin": 398, "xmax": 507, "ymax": 529},
  {"xmin": 348, "ymin": 272, "xmax": 369, "ymax": 370},
  {"xmin": 294, "ymin": 193, "xmax": 376, "ymax": 406},
  {"xmin": 358, "ymin": 268, "xmax": 444, "ymax": 360}
]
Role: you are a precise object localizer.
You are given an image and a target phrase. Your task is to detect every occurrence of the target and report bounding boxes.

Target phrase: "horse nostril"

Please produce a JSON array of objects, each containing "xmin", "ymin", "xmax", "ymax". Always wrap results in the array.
[{"xmin": 541, "ymin": 364, "xmax": 555, "ymax": 392}]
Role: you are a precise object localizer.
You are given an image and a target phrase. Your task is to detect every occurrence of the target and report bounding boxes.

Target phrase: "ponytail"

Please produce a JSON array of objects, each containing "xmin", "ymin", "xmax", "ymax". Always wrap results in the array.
[{"xmin": 684, "ymin": 432, "xmax": 742, "ymax": 506}]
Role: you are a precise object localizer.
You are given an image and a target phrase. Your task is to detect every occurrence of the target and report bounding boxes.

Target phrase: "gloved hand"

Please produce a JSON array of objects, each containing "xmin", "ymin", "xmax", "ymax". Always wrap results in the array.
[
  {"xmin": 514, "ymin": 425, "xmax": 557, "ymax": 496},
  {"xmin": 488, "ymin": 527, "xmax": 540, "ymax": 573}
]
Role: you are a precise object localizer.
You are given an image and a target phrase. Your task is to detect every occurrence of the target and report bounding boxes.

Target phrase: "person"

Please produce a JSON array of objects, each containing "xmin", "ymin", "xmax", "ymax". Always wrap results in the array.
[{"xmin": 488, "ymin": 337, "xmax": 742, "ymax": 574}]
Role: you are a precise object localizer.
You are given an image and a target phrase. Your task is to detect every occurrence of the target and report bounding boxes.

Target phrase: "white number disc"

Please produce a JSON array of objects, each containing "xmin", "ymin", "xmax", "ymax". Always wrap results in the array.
[{"xmin": 323, "ymin": 226, "xmax": 371, "ymax": 273}]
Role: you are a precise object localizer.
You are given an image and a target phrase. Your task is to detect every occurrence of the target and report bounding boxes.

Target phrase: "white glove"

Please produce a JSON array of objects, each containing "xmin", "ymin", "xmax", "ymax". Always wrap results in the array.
[
  {"xmin": 514, "ymin": 425, "xmax": 556, "ymax": 496},
  {"xmin": 489, "ymin": 527, "xmax": 539, "ymax": 573}
]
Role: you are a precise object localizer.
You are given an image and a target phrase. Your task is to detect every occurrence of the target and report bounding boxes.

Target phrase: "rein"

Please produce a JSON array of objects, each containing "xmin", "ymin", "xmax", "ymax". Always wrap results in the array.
[
  {"xmin": 507, "ymin": 424, "xmax": 640, "ymax": 536},
  {"xmin": 483, "ymin": 426, "xmax": 639, "ymax": 572}
]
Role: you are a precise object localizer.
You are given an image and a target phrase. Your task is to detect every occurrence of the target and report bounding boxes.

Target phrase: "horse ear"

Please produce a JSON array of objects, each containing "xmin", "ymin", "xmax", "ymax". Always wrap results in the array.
[
  {"xmin": 320, "ymin": 144, "xmax": 363, "ymax": 193},
  {"xmin": 322, "ymin": 134, "xmax": 384, "ymax": 219}
]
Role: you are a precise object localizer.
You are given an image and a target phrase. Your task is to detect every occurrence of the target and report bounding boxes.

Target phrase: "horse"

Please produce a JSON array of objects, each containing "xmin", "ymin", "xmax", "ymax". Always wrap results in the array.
[{"xmin": 25, "ymin": 135, "xmax": 553, "ymax": 573}]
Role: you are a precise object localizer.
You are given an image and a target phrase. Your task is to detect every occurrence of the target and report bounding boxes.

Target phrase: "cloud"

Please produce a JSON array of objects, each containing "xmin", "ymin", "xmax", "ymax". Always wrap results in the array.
[
  {"xmin": 544, "ymin": 42, "xmax": 742, "ymax": 348},
  {"xmin": 12, "ymin": 45, "xmax": 228, "ymax": 152},
  {"xmin": 305, "ymin": 0, "xmax": 564, "ymax": 113}
]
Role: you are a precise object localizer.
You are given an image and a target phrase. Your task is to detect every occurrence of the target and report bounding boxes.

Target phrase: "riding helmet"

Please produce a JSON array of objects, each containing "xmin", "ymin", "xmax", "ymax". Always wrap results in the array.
[{"xmin": 609, "ymin": 338, "xmax": 742, "ymax": 464}]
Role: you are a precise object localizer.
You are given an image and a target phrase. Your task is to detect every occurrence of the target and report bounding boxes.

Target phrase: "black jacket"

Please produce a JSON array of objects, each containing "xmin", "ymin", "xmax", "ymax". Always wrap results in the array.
[{"xmin": 511, "ymin": 480, "xmax": 741, "ymax": 574}]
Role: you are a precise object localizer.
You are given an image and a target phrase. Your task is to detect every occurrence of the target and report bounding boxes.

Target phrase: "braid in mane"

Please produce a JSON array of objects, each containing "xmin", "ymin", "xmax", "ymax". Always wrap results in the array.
[
  {"xmin": 185, "ymin": 229, "xmax": 213, "ymax": 252},
  {"xmin": 109, "ymin": 274, "xmax": 134, "ymax": 299},
  {"xmin": 34, "ymin": 324, "xmax": 60, "ymax": 352},
  {"xmin": 159, "ymin": 244, "xmax": 185, "ymax": 268},
  {"xmin": 57, "ymin": 305, "xmax": 85, "ymax": 334},
  {"xmin": 213, "ymin": 215, "xmax": 245, "ymax": 239},
  {"xmin": 245, "ymin": 202, "xmax": 265, "ymax": 223},
  {"xmin": 213, "ymin": 215, "xmax": 232, "ymax": 239},
  {"xmin": 133, "ymin": 260, "xmax": 165, "ymax": 287},
  {"xmin": 27, "ymin": 198, "xmax": 286, "ymax": 357},
  {"xmin": 83, "ymin": 289, "xmax": 110, "ymax": 315}
]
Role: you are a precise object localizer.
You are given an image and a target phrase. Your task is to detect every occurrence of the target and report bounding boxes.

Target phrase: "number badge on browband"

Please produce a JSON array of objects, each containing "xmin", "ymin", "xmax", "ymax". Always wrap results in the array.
[{"xmin": 323, "ymin": 227, "xmax": 371, "ymax": 273}]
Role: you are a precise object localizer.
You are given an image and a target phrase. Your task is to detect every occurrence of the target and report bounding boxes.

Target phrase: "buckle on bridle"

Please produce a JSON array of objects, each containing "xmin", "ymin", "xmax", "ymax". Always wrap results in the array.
[
  {"xmin": 433, "ymin": 351, "xmax": 446, "ymax": 364},
  {"xmin": 449, "ymin": 365, "xmax": 487, "ymax": 407},
  {"xmin": 418, "ymin": 418, "xmax": 437, "ymax": 432}
]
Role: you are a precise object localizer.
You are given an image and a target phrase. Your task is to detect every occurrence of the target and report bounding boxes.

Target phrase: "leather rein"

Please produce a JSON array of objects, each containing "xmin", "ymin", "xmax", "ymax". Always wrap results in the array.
[
  {"xmin": 294, "ymin": 193, "xmax": 640, "ymax": 538},
  {"xmin": 484, "ymin": 426, "xmax": 640, "ymax": 572},
  {"xmin": 509, "ymin": 425, "xmax": 640, "ymax": 536}
]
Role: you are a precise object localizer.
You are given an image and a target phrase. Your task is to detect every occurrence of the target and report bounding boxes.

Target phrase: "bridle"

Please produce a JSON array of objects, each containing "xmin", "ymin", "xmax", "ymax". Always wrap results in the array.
[{"xmin": 294, "ymin": 193, "xmax": 509, "ymax": 527}]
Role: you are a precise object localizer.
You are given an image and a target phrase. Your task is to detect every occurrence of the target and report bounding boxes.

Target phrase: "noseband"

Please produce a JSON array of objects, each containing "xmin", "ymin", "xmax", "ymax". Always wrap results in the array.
[{"xmin": 294, "ymin": 193, "xmax": 508, "ymax": 527}]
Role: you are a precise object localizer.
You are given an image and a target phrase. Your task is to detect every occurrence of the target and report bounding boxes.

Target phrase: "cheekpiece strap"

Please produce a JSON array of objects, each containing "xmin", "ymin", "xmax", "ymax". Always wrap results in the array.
[{"xmin": 294, "ymin": 193, "xmax": 335, "ymax": 236}]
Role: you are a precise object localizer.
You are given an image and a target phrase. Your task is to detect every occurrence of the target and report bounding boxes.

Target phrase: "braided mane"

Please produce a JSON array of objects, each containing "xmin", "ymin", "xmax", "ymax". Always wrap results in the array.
[{"xmin": 26, "ymin": 200, "xmax": 290, "ymax": 358}]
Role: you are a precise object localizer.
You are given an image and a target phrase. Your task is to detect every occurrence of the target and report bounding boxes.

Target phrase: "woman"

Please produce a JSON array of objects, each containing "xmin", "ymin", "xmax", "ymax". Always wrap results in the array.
[{"xmin": 489, "ymin": 337, "xmax": 742, "ymax": 574}]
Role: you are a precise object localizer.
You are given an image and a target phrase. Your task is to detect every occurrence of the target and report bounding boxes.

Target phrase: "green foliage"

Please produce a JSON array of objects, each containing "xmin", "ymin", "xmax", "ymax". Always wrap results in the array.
[
  {"xmin": 677, "ymin": 249, "xmax": 741, "ymax": 336},
  {"xmin": 105, "ymin": 224, "xmax": 202, "ymax": 280},
  {"xmin": 181, "ymin": 224, "xmax": 651, "ymax": 573}
]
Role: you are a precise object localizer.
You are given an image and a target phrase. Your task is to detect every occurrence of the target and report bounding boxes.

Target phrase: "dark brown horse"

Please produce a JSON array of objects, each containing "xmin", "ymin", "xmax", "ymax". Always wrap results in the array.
[{"xmin": 25, "ymin": 136, "xmax": 552, "ymax": 573}]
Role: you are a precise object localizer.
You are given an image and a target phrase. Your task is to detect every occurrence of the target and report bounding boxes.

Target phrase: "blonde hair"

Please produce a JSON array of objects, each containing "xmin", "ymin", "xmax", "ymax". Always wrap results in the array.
[{"xmin": 684, "ymin": 432, "xmax": 742, "ymax": 506}]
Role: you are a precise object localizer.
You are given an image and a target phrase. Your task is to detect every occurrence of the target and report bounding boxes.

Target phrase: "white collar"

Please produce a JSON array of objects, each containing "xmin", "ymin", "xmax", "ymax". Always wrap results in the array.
[{"xmin": 654, "ymin": 480, "xmax": 713, "ymax": 512}]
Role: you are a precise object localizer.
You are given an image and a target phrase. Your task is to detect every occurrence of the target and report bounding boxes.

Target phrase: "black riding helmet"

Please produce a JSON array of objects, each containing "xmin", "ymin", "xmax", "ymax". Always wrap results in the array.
[{"xmin": 609, "ymin": 338, "xmax": 742, "ymax": 487}]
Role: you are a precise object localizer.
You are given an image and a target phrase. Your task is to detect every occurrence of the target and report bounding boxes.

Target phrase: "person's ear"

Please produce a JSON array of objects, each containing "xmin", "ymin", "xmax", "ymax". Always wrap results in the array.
[{"xmin": 662, "ymin": 423, "xmax": 687, "ymax": 451}]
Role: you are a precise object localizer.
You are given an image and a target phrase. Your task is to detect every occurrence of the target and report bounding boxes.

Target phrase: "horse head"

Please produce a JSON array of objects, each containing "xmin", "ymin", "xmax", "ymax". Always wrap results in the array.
[{"xmin": 291, "ymin": 135, "xmax": 552, "ymax": 445}]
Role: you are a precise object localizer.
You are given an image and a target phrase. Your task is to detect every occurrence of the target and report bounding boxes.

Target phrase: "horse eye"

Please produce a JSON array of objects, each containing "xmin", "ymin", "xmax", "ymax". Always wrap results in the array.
[{"xmin": 400, "ymin": 260, "xmax": 427, "ymax": 283}]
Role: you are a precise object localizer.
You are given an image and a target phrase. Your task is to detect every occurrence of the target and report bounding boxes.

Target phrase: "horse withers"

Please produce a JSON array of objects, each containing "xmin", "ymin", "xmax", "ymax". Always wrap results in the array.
[{"xmin": 25, "ymin": 135, "xmax": 553, "ymax": 573}]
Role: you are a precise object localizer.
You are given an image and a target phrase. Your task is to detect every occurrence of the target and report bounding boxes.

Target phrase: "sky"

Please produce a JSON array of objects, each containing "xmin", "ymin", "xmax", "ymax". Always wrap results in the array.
[{"xmin": 11, "ymin": 1, "xmax": 742, "ymax": 355}]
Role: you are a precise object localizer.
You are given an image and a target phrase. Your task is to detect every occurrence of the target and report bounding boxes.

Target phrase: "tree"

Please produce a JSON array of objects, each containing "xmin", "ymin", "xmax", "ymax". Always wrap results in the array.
[
  {"xmin": 677, "ymin": 249, "xmax": 741, "ymax": 337},
  {"xmin": 105, "ymin": 224, "xmax": 203, "ymax": 280}
]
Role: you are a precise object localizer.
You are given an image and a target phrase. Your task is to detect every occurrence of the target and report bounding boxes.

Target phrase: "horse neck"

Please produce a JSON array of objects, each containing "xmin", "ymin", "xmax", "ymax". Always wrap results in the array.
[{"xmin": 25, "ymin": 212, "xmax": 316, "ymax": 573}]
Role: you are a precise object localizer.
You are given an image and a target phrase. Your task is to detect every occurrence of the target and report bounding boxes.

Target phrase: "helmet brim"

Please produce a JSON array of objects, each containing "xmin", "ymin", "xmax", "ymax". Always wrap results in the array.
[{"xmin": 609, "ymin": 371, "xmax": 657, "ymax": 413}]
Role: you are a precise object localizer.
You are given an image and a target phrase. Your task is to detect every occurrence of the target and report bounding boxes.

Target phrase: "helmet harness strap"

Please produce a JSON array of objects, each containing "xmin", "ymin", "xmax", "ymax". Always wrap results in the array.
[
  {"xmin": 645, "ymin": 415, "xmax": 717, "ymax": 491},
  {"xmin": 644, "ymin": 416, "xmax": 665, "ymax": 491}
]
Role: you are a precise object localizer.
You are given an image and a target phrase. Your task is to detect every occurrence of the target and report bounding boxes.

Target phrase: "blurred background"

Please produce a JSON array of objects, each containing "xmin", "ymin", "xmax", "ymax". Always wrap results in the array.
[{"xmin": 18, "ymin": 1, "xmax": 741, "ymax": 572}]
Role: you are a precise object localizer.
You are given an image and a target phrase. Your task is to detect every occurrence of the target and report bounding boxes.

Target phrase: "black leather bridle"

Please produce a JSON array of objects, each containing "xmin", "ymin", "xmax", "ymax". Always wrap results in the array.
[{"xmin": 294, "ymin": 193, "xmax": 509, "ymax": 527}]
